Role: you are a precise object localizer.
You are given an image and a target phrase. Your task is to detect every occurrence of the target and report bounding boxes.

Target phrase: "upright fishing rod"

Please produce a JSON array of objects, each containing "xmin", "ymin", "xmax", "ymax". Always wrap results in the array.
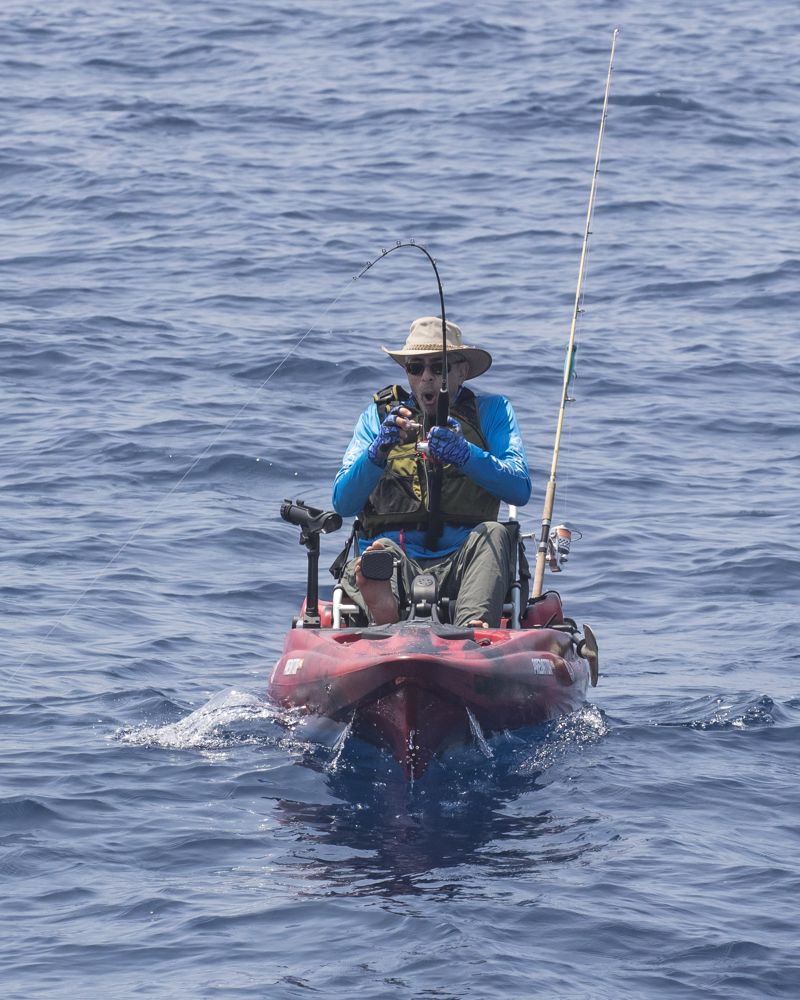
[{"xmin": 532, "ymin": 28, "xmax": 619, "ymax": 598}]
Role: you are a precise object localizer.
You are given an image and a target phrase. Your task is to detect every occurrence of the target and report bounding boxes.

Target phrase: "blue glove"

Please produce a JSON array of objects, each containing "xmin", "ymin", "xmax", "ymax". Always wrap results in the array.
[
  {"xmin": 427, "ymin": 417, "xmax": 470, "ymax": 467},
  {"xmin": 368, "ymin": 404, "xmax": 406, "ymax": 465}
]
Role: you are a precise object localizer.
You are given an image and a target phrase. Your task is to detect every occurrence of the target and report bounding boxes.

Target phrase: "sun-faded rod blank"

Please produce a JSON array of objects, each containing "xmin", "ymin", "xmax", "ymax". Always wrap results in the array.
[{"xmin": 532, "ymin": 28, "xmax": 619, "ymax": 598}]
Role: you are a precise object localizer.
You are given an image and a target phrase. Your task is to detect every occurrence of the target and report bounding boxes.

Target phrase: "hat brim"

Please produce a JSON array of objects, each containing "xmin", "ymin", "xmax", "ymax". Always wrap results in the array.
[{"xmin": 381, "ymin": 346, "xmax": 492, "ymax": 380}]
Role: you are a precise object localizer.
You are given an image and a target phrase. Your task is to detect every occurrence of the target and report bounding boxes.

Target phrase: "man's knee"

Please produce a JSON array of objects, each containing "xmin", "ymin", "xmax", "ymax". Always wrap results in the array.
[
  {"xmin": 470, "ymin": 520, "xmax": 514, "ymax": 556},
  {"xmin": 472, "ymin": 520, "xmax": 508, "ymax": 542}
]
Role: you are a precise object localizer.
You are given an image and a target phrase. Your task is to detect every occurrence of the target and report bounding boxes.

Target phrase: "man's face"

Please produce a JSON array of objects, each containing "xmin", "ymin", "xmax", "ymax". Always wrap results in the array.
[{"xmin": 405, "ymin": 355, "xmax": 469, "ymax": 417}]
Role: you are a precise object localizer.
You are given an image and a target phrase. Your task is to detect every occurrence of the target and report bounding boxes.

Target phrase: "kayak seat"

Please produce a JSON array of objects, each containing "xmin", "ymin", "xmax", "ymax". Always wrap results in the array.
[{"xmin": 329, "ymin": 517, "xmax": 532, "ymax": 629}]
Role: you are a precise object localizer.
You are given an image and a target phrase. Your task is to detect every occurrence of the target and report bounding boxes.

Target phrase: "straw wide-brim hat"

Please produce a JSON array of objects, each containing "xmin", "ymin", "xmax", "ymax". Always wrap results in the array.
[{"xmin": 382, "ymin": 317, "xmax": 492, "ymax": 379}]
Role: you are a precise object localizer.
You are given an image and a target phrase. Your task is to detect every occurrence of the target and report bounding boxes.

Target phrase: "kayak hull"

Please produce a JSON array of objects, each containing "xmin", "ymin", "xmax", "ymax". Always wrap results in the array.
[{"xmin": 268, "ymin": 600, "xmax": 590, "ymax": 777}]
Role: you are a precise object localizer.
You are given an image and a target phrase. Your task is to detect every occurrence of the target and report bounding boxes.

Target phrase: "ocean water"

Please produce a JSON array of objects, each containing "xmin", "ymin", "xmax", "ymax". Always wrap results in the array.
[{"xmin": 2, "ymin": 1, "xmax": 799, "ymax": 997}]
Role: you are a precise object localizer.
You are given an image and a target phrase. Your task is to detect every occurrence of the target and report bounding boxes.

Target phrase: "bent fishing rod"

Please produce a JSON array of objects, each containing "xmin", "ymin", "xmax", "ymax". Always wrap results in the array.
[
  {"xmin": 357, "ymin": 241, "xmax": 450, "ymax": 426},
  {"xmin": 357, "ymin": 242, "xmax": 450, "ymax": 547},
  {"xmin": 532, "ymin": 28, "xmax": 619, "ymax": 598}
]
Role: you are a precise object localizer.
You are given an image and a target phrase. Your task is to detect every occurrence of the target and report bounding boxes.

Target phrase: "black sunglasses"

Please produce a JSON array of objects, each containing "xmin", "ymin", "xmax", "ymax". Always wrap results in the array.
[{"xmin": 404, "ymin": 358, "xmax": 460, "ymax": 377}]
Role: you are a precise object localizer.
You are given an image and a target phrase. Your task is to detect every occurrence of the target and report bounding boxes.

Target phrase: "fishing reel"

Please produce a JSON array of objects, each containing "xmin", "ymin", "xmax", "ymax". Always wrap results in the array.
[{"xmin": 546, "ymin": 524, "xmax": 582, "ymax": 573}]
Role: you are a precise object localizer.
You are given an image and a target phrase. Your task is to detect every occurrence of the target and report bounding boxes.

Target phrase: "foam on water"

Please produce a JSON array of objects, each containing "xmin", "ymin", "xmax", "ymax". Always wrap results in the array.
[{"xmin": 115, "ymin": 689, "xmax": 287, "ymax": 750}]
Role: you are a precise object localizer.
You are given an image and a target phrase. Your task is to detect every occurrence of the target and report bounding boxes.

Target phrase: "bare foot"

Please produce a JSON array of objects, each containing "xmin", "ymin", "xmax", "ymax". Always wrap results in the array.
[
  {"xmin": 355, "ymin": 542, "xmax": 399, "ymax": 625},
  {"xmin": 467, "ymin": 619, "xmax": 489, "ymax": 629}
]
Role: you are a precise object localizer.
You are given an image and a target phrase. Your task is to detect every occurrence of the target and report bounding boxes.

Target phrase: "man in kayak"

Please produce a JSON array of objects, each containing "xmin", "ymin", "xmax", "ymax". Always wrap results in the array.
[{"xmin": 332, "ymin": 316, "xmax": 531, "ymax": 628}]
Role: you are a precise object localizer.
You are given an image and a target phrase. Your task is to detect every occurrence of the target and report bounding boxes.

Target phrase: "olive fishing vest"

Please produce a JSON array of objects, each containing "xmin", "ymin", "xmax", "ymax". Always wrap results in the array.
[{"xmin": 359, "ymin": 384, "xmax": 501, "ymax": 539}]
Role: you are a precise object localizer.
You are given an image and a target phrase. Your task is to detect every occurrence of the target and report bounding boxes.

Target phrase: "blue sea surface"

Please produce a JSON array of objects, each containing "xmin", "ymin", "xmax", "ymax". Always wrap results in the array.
[{"xmin": 2, "ymin": 2, "xmax": 799, "ymax": 997}]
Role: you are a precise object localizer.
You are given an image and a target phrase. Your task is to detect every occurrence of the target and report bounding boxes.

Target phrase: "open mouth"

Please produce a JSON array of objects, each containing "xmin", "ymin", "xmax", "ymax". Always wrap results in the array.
[{"xmin": 420, "ymin": 390, "xmax": 437, "ymax": 409}]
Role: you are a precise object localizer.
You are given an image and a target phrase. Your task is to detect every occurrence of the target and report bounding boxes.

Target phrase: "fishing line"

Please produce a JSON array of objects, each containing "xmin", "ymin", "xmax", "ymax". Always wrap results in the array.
[
  {"xmin": 11, "ymin": 239, "xmax": 449, "ymax": 680},
  {"xmin": 8, "ymin": 265, "xmax": 375, "ymax": 680}
]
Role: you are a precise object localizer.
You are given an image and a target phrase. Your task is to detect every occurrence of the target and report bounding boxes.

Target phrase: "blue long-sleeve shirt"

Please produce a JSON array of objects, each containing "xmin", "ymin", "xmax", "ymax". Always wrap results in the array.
[{"xmin": 332, "ymin": 387, "xmax": 531, "ymax": 558}]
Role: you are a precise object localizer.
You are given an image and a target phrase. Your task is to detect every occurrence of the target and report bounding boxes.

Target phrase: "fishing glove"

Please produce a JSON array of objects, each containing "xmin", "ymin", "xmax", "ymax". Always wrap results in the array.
[
  {"xmin": 427, "ymin": 417, "xmax": 470, "ymax": 467},
  {"xmin": 367, "ymin": 404, "xmax": 407, "ymax": 465}
]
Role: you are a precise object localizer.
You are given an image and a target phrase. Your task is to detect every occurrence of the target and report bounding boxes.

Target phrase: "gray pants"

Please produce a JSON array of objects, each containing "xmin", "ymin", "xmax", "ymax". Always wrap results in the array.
[{"xmin": 340, "ymin": 521, "xmax": 515, "ymax": 627}]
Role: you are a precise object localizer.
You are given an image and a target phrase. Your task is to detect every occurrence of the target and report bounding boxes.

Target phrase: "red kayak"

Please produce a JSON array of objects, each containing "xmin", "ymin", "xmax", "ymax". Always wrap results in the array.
[
  {"xmin": 267, "ymin": 501, "xmax": 598, "ymax": 778},
  {"xmin": 269, "ymin": 592, "xmax": 594, "ymax": 778}
]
